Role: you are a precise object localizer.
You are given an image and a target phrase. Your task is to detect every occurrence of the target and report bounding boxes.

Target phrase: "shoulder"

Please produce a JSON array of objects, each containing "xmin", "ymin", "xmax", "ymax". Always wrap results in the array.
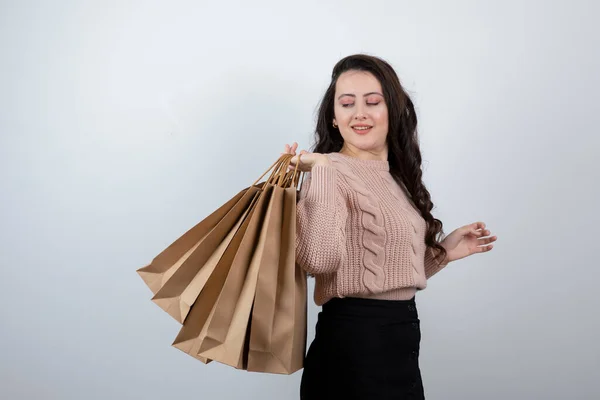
[
  {"xmin": 298, "ymin": 159, "xmax": 349, "ymax": 202},
  {"xmin": 323, "ymin": 152, "xmax": 342, "ymax": 166},
  {"xmin": 304, "ymin": 152, "xmax": 344, "ymax": 181}
]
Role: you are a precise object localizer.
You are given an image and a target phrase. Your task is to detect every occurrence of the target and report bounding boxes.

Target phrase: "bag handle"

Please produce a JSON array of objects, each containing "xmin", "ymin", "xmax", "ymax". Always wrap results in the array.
[
  {"xmin": 251, "ymin": 153, "xmax": 303, "ymax": 189},
  {"xmin": 280, "ymin": 161, "xmax": 302, "ymax": 188},
  {"xmin": 251, "ymin": 154, "xmax": 291, "ymax": 187},
  {"xmin": 275, "ymin": 154, "xmax": 304, "ymax": 189}
]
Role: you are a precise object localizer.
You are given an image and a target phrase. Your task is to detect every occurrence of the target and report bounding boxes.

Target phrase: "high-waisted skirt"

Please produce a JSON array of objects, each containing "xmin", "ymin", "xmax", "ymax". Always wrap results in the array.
[{"xmin": 300, "ymin": 296, "xmax": 425, "ymax": 400}]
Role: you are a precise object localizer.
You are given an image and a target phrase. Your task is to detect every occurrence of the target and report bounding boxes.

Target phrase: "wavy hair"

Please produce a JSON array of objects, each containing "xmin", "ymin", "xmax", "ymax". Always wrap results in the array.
[{"xmin": 310, "ymin": 54, "xmax": 448, "ymax": 266}]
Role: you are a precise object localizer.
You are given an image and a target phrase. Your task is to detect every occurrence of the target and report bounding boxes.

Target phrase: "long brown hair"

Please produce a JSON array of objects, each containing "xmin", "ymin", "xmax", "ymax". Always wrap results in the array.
[{"xmin": 311, "ymin": 54, "xmax": 448, "ymax": 266}]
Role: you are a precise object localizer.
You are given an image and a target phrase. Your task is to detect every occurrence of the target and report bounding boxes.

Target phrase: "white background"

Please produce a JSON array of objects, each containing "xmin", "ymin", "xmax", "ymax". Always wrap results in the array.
[{"xmin": 1, "ymin": 0, "xmax": 598, "ymax": 399}]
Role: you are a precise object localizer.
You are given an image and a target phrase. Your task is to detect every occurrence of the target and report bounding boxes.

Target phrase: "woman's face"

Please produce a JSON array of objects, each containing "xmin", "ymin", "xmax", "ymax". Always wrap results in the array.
[{"xmin": 333, "ymin": 70, "xmax": 389, "ymax": 157}]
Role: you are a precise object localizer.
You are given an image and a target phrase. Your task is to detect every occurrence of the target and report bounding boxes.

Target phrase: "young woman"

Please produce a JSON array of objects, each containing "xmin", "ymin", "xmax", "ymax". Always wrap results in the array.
[{"xmin": 284, "ymin": 54, "xmax": 497, "ymax": 399}]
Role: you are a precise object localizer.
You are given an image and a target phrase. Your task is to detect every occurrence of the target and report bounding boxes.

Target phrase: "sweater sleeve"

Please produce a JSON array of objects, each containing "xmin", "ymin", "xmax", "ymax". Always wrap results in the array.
[
  {"xmin": 295, "ymin": 164, "xmax": 347, "ymax": 275},
  {"xmin": 424, "ymin": 245, "xmax": 450, "ymax": 279}
]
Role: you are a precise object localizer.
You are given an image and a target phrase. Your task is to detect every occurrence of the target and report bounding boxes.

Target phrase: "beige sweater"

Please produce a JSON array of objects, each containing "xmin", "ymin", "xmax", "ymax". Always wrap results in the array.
[{"xmin": 295, "ymin": 152, "xmax": 449, "ymax": 306}]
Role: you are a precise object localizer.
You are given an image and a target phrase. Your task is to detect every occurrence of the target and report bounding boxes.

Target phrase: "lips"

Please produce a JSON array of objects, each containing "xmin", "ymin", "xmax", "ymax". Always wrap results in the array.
[{"xmin": 351, "ymin": 125, "xmax": 373, "ymax": 135}]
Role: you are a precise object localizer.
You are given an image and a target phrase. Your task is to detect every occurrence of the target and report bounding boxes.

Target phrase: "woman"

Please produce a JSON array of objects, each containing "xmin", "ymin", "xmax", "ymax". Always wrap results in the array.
[{"xmin": 284, "ymin": 54, "xmax": 497, "ymax": 399}]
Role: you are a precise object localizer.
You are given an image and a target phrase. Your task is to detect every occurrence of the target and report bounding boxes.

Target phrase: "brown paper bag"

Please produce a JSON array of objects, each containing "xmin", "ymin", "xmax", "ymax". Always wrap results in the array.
[
  {"xmin": 149, "ymin": 185, "xmax": 262, "ymax": 323},
  {"xmin": 170, "ymin": 155, "xmax": 293, "ymax": 365},
  {"xmin": 196, "ymin": 182, "xmax": 278, "ymax": 369},
  {"xmin": 246, "ymin": 184, "xmax": 307, "ymax": 374},
  {"xmin": 137, "ymin": 155, "xmax": 292, "ymax": 323},
  {"xmin": 285, "ymin": 179, "xmax": 308, "ymax": 373},
  {"xmin": 171, "ymin": 189, "xmax": 263, "ymax": 364},
  {"xmin": 171, "ymin": 186, "xmax": 270, "ymax": 367},
  {"xmin": 142, "ymin": 153, "xmax": 306, "ymax": 372}
]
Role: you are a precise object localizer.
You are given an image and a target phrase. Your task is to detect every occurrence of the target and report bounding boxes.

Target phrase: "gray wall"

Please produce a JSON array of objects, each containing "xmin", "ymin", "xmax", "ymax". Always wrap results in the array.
[{"xmin": 1, "ymin": 0, "xmax": 598, "ymax": 399}]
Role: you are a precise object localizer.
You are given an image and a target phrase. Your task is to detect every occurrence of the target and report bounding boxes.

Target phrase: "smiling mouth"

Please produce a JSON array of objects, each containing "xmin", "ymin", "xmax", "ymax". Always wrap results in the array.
[{"xmin": 352, "ymin": 125, "xmax": 373, "ymax": 134}]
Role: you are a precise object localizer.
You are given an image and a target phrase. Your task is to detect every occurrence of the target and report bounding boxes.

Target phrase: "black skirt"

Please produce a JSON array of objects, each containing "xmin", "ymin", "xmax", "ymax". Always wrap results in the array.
[{"xmin": 300, "ymin": 296, "xmax": 425, "ymax": 400}]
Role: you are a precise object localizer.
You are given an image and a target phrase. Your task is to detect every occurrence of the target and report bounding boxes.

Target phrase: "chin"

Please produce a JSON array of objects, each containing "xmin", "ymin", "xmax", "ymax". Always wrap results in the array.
[{"xmin": 351, "ymin": 138, "xmax": 384, "ymax": 150}]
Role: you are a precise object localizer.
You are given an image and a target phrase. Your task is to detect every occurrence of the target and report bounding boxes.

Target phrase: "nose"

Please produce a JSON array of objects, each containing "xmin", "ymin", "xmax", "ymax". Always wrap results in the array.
[{"xmin": 354, "ymin": 105, "xmax": 366, "ymax": 120}]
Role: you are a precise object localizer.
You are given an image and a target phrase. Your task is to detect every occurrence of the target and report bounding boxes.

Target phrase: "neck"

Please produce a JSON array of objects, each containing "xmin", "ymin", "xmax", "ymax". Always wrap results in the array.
[{"xmin": 339, "ymin": 143, "xmax": 388, "ymax": 162}]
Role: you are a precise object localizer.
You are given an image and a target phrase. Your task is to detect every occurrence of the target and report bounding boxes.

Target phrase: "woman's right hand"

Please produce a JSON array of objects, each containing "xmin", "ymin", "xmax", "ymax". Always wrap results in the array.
[{"xmin": 281, "ymin": 142, "xmax": 331, "ymax": 172}]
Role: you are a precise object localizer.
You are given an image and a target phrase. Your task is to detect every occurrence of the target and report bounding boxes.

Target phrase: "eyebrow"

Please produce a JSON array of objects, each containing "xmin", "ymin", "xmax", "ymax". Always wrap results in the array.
[{"xmin": 337, "ymin": 92, "xmax": 384, "ymax": 100}]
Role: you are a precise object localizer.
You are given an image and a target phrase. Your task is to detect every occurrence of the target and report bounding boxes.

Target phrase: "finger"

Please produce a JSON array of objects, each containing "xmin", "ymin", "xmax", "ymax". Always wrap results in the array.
[
  {"xmin": 466, "ymin": 223, "xmax": 483, "ymax": 233},
  {"xmin": 477, "ymin": 236, "xmax": 496, "ymax": 245},
  {"xmin": 475, "ymin": 229, "xmax": 492, "ymax": 237},
  {"xmin": 478, "ymin": 244, "xmax": 493, "ymax": 252},
  {"xmin": 468, "ymin": 228, "xmax": 483, "ymax": 236},
  {"xmin": 291, "ymin": 154, "xmax": 304, "ymax": 168},
  {"xmin": 469, "ymin": 226, "xmax": 491, "ymax": 236},
  {"xmin": 286, "ymin": 145, "xmax": 297, "ymax": 156},
  {"xmin": 292, "ymin": 142, "xmax": 298, "ymax": 152},
  {"xmin": 474, "ymin": 221, "xmax": 486, "ymax": 230}
]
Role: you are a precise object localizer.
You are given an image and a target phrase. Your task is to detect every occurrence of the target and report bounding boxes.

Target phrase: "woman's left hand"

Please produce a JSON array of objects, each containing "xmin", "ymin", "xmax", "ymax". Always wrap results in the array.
[{"xmin": 441, "ymin": 222, "xmax": 497, "ymax": 263}]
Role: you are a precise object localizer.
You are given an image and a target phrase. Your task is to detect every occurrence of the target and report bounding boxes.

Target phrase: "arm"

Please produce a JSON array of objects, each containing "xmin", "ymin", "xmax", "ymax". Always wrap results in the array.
[
  {"xmin": 295, "ymin": 164, "xmax": 347, "ymax": 275},
  {"xmin": 424, "ymin": 245, "xmax": 450, "ymax": 279}
]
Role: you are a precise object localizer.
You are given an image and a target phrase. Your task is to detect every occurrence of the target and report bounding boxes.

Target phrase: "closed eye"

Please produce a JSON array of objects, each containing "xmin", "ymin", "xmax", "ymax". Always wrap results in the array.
[
  {"xmin": 341, "ymin": 102, "xmax": 380, "ymax": 108},
  {"xmin": 342, "ymin": 102, "xmax": 380, "ymax": 108}
]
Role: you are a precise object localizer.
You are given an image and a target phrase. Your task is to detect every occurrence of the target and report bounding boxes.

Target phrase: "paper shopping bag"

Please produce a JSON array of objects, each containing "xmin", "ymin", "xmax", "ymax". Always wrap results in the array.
[
  {"xmin": 141, "ymin": 153, "xmax": 306, "ymax": 372},
  {"xmin": 197, "ymin": 159, "xmax": 307, "ymax": 372},
  {"xmin": 195, "ymin": 182, "xmax": 278, "ymax": 369},
  {"xmin": 137, "ymin": 155, "xmax": 293, "ymax": 323},
  {"xmin": 170, "ymin": 155, "xmax": 293, "ymax": 365},
  {"xmin": 170, "ymin": 188, "xmax": 264, "ymax": 364},
  {"xmin": 149, "ymin": 185, "xmax": 262, "ymax": 323},
  {"xmin": 246, "ymin": 183, "xmax": 307, "ymax": 374}
]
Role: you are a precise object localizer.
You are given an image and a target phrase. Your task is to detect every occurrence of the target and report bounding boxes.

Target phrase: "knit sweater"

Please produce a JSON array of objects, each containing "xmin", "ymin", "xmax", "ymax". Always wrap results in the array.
[{"xmin": 295, "ymin": 152, "xmax": 449, "ymax": 306}]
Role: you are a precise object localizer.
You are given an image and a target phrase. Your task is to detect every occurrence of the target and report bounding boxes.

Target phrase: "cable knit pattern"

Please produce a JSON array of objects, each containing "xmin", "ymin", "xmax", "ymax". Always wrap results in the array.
[
  {"xmin": 295, "ymin": 152, "xmax": 449, "ymax": 306},
  {"xmin": 380, "ymin": 172, "xmax": 423, "ymax": 278},
  {"xmin": 329, "ymin": 157, "xmax": 386, "ymax": 293}
]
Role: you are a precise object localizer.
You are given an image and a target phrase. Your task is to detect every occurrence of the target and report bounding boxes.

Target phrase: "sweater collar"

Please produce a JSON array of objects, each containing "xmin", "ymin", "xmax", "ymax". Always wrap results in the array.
[{"xmin": 327, "ymin": 152, "xmax": 389, "ymax": 171}]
